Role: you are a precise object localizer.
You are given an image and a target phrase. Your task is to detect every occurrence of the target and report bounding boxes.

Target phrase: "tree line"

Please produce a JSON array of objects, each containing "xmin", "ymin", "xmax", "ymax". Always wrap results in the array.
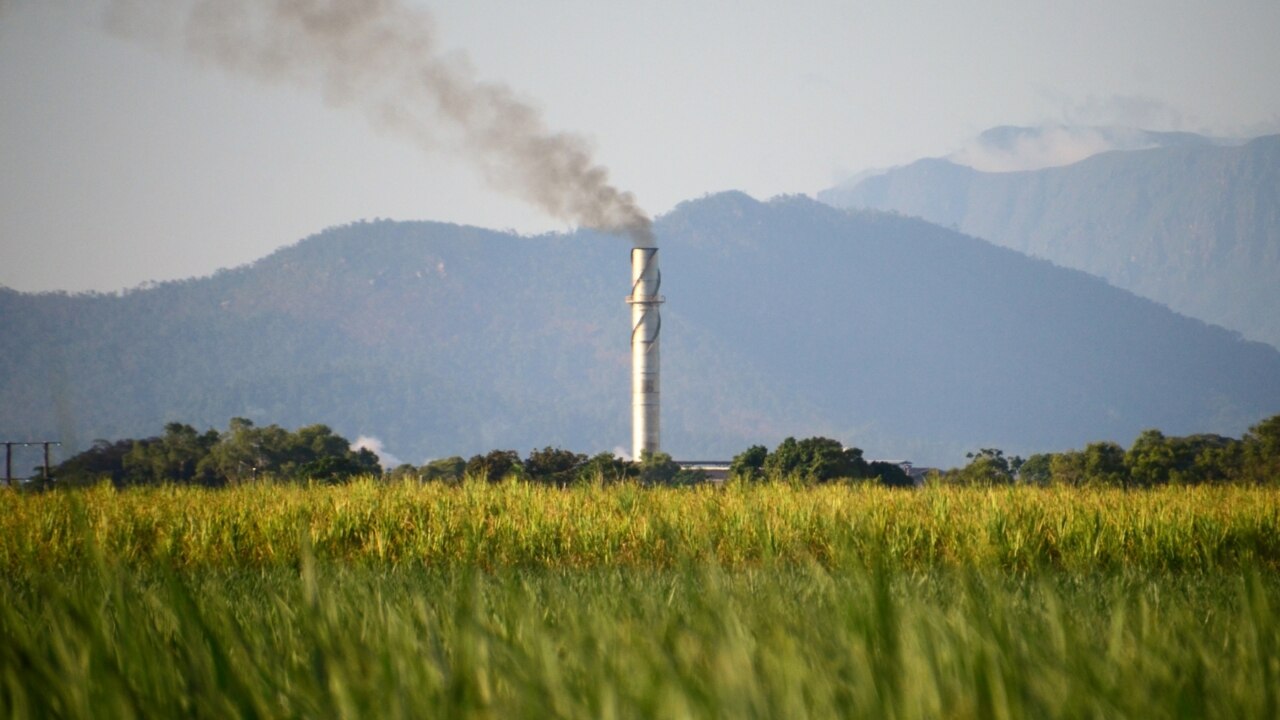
[
  {"xmin": 727, "ymin": 436, "xmax": 913, "ymax": 486},
  {"xmin": 389, "ymin": 448, "xmax": 707, "ymax": 487},
  {"xmin": 23, "ymin": 413, "xmax": 1280, "ymax": 488},
  {"xmin": 35, "ymin": 418, "xmax": 706, "ymax": 488},
  {"xmin": 45, "ymin": 419, "xmax": 382, "ymax": 487},
  {"xmin": 932, "ymin": 414, "xmax": 1280, "ymax": 487}
]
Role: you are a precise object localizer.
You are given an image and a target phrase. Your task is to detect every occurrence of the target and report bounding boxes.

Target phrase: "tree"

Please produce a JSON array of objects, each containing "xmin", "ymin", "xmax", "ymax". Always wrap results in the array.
[
  {"xmin": 868, "ymin": 460, "xmax": 912, "ymax": 488},
  {"xmin": 1242, "ymin": 414, "xmax": 1280, "ymax": 484},
  {"xmin": 762, "ymin": 437, "xmax": 869, "ymax": 483},
  {"xmin": 465, "ymin": 450, "xmax": 522, "ymax": 482},
  {"xmin": 421, "ymin": 456, "xmax": 466, "ymax": 483},
  {"xmin": 761, "ymin": 437, "xmax": 801, "ymax": 479},
  {"xmin": 729, "ymin": 445, "xmax": 768, "ymax": 481},
  {"xmin": 192, "ymin": 418, "xmax": 379, "ymax": 483},
  {"xmin": 300, "ymin": 449, "xmax": 381, "ymax": 483},
  {"xmin": 524, "ymin": 447, "xmax": 586, "ymax": 486},
  {"xmin": 637, "ymin": 450, "xmax": 681, "ymax": 485},
  {"xmin": 1083, "ymin": 442, "xmax": 1128, "ymax": 487},
  {"xmin": 1193, "ymin": 439, "xmax": 1244, "ymax": 484},
  {"xmin": 1125, "ymin": 429, "xmax": 1174, "ymax": 486},
  {"xmin": 387, "ymin": 463, "xmax": 420, "ymax": 482},
  {"xmin": 283, "ymin": 424, "xmax": 381, "ymax": 481},
  {"xmin": 1244, "ymin": 414, "xmax": 1280, "ymax": 458},
  {"xmin": 950, "ymin": 448, "xmax": 1020, "ymax": 486},
  {"xmin": 577, "ymin": 452, "xmax": 635, "ymax": 485},
  {"xmin": 198, "ymin": 418, "xmax": 270, "ymax": 483},
  {"xmin": 1019, "ymin": 453, "xmax": 1053, "ymax": 485},
  {"xmin": 46, "ymin": 419, "xmax": 387, "ymax": 485},
  {"xmin": 1171, "ymin": 434, "xmax": 1238, "ymax": 485},
  {"xmin": 1048, "ymin": 450, "xmax": 1087, "ymax": 486},
  {"xmin": 48, "ymin": 439, "xmax": 134, "ymax": 486},
  {"xmin": 290, "ymin": 424, "xmax": 353, "ymax": 468},
  {"xmin": 122, "ymin": 422, "xmax": 221, "ymax": 486},
  {"xmin": 1125, "ymin": 430, "xmax": 1239, "ymax": 486}
]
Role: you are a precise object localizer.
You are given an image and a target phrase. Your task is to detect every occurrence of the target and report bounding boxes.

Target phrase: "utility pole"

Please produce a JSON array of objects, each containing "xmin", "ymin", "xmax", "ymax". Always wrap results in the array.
[{"xmin": 3, "ymin": 441, "xmax": 62, "ymax": 486}]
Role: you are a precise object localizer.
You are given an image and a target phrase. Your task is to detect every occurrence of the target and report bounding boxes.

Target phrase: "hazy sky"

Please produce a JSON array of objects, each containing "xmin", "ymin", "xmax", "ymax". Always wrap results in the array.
[{"xmin": 2, "ymin": 0, "xmax": 1278, "ymax": 292}]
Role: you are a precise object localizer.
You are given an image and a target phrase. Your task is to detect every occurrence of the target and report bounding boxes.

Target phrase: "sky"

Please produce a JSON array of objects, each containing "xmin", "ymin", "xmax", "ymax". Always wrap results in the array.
[{"xmin": 2, "ymin": 0, "xmax": 1279, "ymax": 293}]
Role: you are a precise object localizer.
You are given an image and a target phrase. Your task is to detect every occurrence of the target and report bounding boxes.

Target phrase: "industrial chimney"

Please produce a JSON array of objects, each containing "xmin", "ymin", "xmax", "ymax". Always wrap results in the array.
[{"xmin": 628, "ymin": 247, "xmax": 663, "ymax": 459}]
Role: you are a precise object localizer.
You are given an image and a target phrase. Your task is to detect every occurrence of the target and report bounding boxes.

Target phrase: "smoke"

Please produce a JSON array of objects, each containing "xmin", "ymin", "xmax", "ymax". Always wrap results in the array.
[
  {"xmin": 102, "ymin": 0, "xmax": 653, "ymax": 245},
  {"xmin": 352, "ymin": 435, "xmax": 401, "ymax": 468}
]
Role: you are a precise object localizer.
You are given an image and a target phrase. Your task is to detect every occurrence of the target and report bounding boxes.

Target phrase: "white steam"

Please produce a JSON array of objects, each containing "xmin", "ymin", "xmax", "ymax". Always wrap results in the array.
[{"xmin": 352, "ymin": 435, "xmax": 401, "ymax": 468}]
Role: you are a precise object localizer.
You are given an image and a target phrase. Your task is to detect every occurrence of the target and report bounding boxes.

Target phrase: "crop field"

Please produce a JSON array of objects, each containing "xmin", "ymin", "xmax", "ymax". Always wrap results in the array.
[{"xmin": 3, "ymin": 481, "xmax": 1279, "ymax": 718}]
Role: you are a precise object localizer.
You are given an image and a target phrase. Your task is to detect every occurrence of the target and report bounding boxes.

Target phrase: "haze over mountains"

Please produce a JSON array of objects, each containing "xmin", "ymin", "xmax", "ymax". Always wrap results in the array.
[
  {"xmin": 947, "ymin": 125, "xmax": 1239, "ymax": 172},
  {"xmin": 3, "ymin": 193, "xmax": 1277, "ymax": 468},
  {"xmin": 819, "ymin": 128, "xmax": 1280, "ymax": 349}
]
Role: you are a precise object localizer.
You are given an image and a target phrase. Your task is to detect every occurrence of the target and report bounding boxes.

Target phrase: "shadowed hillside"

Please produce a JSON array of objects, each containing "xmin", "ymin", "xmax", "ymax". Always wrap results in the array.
[
  {"xmin": 820, "ymin": 134, "xmax": 1280, "ymax": 348},
  {"xmin": 3, "ymin": 193, "xmax": 1278, "ymax": 466}
]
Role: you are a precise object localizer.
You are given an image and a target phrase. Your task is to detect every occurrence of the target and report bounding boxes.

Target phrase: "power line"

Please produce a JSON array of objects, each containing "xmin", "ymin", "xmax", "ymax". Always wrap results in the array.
[{"xmin": 2, "ymin": 441, "xmax": 61, "ymax": 486}]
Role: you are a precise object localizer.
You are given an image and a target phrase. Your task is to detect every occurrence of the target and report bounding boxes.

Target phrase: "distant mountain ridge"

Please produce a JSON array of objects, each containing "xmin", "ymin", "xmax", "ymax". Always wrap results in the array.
[
  {"xmin": 3, "ymin": 193, "xmax": 1278, "ymax": 467},
  {"xmin": 949, "ymin": 125, "xmax": 1232, "ymax": 172},
  {"xmin": 818, "ymin": 132, "xmax": 1280, "ymax": 348}
]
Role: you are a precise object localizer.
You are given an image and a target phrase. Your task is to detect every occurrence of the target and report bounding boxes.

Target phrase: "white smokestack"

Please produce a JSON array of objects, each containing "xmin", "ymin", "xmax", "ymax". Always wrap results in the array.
[{"xmin": 628, "ymin": 247, "xmax": 662, "ymax": 459}]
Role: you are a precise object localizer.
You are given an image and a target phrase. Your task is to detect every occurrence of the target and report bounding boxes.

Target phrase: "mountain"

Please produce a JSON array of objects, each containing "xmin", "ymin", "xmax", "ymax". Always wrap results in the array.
[
  {"xmin": 3, "ymin": 193, "xmax": 1279, "ymax": 467},
  {"xmin": 818, "ymin": 133, "xmax": 1280, "ymax": 348},
  {"xmin": 946, "ymin": 125, "xmax": 1227, "ymax": 172}
]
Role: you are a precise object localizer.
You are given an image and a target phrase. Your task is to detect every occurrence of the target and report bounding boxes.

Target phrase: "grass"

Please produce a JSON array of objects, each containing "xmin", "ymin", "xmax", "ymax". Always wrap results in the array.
[
  {"xmin": 4, "ymin": 563, "xmax": 1278, "ymax": 719},
  {"xmin": 2, "ymin": 481, "xmax": 1279, "ymax": 718},
  {"xmin": 2, "ymin": 480, "xmax": 1278, "ymax": 573}
]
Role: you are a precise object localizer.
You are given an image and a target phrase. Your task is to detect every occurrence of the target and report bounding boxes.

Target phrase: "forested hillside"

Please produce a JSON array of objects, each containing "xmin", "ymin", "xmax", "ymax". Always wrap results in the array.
[
  {"xmin": 819, "ymin": 134, "xmax": 1280, "ymax": 348},
  {"xmin": 3, "ymin": 193, "xmax": 1278, "ymax": 465}
]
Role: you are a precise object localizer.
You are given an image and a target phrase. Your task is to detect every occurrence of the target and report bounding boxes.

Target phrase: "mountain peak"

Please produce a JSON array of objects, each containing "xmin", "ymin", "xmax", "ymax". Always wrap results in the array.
[
  {"xmin": 950, "ymin": 125, "xmax": 1225, "ymax": 173},
  {"xmin": 820, "ymin": 136, "xmax": 1280, "ymax": 349}
]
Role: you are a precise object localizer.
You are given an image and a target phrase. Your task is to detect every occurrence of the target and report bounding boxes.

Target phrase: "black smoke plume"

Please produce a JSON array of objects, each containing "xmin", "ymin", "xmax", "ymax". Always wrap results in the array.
[{"xmin": 104, "ymin": 0, "xmax": 653, "ymax": 245}]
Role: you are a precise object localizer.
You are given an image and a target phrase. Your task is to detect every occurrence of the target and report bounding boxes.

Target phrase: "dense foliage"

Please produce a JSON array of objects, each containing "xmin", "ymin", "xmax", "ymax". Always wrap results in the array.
[
  {"xmin": 43, "ymin": 420, "xmax": 714, "ymax": 488},
  {"xmin": 48, "ymin": 419, "xmax": 381, "ymax": 486},
  {"xmin": 937, "ymin": 414, "xmax": 1280, "ymax": 488},
  {"xmin": 38, "ymin": 413, "xmax": 1280, "ymax": 490},
  {"xmin": 728, "ymin": 436, "xmax": 911, "ymax": 486}
]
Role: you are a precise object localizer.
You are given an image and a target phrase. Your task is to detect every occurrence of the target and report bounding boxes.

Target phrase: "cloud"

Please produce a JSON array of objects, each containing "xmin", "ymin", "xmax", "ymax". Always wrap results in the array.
[
  {"xmin": 949, "ymin": 125, "xmax": 1154, "ymax": 172},
  {"xmin": 945, "ymin": 93, "xmax": 1206, "ymax": 172},
  {"xmin": 1231, "ymin": 114, "xmax": 1280, "ymax": 139},
  {"xmin": 1062, "ymin": 94, "xmax": 1186, "ymax": 130}
]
